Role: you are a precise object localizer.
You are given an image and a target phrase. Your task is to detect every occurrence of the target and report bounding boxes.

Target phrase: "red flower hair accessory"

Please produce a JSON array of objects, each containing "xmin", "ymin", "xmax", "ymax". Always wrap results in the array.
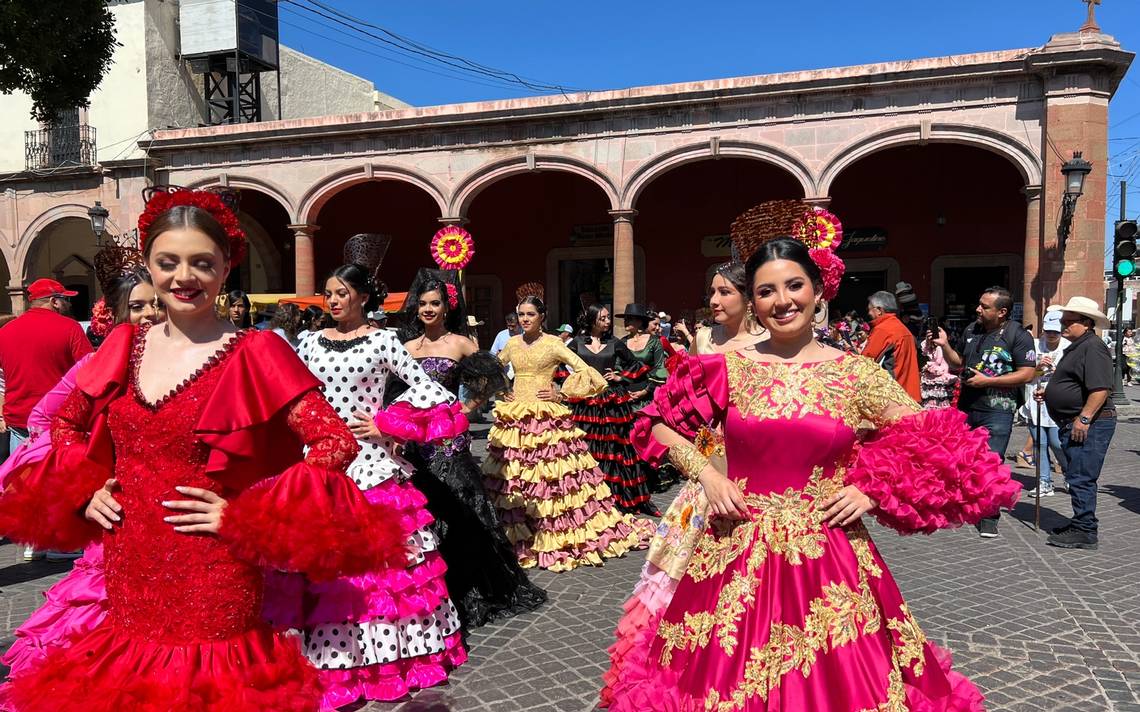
[
  {"xmin": 89, "ymin": 298, "xmax": 115, "ymax": 338},
  {"xmin": 730, "ymin": 200, "xmax": 846, "ymax": 301},
  {"xmin": 445, "ymin": 283, "xmax": 459, "ymax": 310},
  {"xmin": 138, "ymin": 187, "xmax": 247, "ymax": 268}
]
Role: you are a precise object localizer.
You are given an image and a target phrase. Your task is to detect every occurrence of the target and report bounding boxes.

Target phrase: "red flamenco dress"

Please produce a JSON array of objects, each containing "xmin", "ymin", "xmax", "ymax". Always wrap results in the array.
[
  {"xmin": 0, "ymin": 325, "xmax": 408, "ymax": 712},
  {"xmin": 605, "ymin": 353, "xmax": 1021, "ymax": 711}
]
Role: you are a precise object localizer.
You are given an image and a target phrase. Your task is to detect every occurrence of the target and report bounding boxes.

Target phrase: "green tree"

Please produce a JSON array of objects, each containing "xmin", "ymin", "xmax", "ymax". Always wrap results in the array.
[{"xmin": 0, "ymin": 0, "xmax": 118, "ymax": 124}]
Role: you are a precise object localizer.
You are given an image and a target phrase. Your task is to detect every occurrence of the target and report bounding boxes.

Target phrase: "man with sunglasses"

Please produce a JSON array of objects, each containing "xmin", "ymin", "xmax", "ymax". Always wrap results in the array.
[{"xmin": 1037, "ymin": 297, "xmax": 1116, "ymax": 551}]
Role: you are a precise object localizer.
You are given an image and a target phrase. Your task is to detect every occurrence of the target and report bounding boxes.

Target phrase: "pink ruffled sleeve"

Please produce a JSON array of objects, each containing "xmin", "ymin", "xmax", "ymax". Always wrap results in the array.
[
  {"xmin": 630, "ymin": 353, "xmax": 729, "ymax": 465},
  {"xmin": 844, "ymin": 360, "xmax": 1020, "ymax": 533},
  {"xmin": 373, "ymin": 400, "xmax": 468, "ymax": 443}
]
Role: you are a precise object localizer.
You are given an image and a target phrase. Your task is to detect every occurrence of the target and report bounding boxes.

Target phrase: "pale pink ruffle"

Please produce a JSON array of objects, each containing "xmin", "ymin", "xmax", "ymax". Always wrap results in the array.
[
  {"xmin": 483, "ymin": 467, "xmax": 606, "ymax": 498},
  {"xmin": 499, "ymin": 499, "xmax": 606, "ymax": 533},
  {"xmin": 518, "ymin": 519, "xmax": 645, "ymax": 570},
  {"xmin": 487, "ymin": 438, "xmax": 590, "ymax": 465},
  {"xmin": 600, "ymin": 564, "xmax": 678, "ymax": 707},
  {"xmin": 847, "ymin": 407, "xmax": 1021, "ymax": 534},
  {"xmin": 0, "ymin": 543, "xmax": 108, "ymax": 676},
  {"xmin": 317, "ymin": 631, "xmax": 467, "ymax": 709},
  {"xmin": 493, "ymin": 414, "xmax": 576, "ymax": 433},
  {"xmin": 373, "ymin": 401, "xmax": 468, "ymax": 443}
]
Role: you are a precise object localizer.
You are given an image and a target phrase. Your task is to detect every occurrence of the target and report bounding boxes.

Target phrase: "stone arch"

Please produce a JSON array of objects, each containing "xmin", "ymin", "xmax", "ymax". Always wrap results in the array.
[
  {"xmin": 16, "ymin": 204, "xmax": 93, "ymax": 282},
  {"xmin": 621, "ymin": 140, "xmax": 815, "ymax": 210},
  {"xmin": 185, "ymin": 174, "xmax": 298, "ymax": 217},
  {"xmin": 298, "ymin": 164, "xmax": 448, "ymax": 224},
  {"xmin": 450, "ymin": 154, "xmax": 621, "ymax": 217},
  {"xmin": 817, "ymin": 124, "xmax": 1042, "ymax": 196}
]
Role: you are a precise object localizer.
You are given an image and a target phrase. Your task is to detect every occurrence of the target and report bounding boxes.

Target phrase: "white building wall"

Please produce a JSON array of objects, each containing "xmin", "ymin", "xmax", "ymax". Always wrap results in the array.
[{"xmin": 261, "ymin": 46, "xmax": 406, "ymax": 120}]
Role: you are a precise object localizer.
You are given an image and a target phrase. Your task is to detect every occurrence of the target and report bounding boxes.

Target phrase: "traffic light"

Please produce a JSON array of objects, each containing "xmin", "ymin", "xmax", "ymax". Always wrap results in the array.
[{"xmin": 1114, "ymin": 220, "xmax": 1137, "ymax": 279}]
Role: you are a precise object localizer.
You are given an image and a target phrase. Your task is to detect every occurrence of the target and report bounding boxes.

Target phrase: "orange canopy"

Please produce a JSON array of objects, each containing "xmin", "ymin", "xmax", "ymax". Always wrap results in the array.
[{"xmin": 277, "ymin": 292, "xmax": 408, "ymax": 313}]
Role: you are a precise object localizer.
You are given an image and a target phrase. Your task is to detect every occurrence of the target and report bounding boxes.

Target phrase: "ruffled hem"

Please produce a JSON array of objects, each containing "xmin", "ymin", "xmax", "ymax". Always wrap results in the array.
[
  {"xmin": 499, "ymin": 498, "xmax": 605, "ymax": 536},
  {"xmin": 316, "ymin": 632, "xmax": 467, "ymax": 708},
  {"xmin": 373, "ymin": 401, "xmax": 468, "ymax": 444},
  {"xmin": 487, "ymin": 425, "xmax": 582, "ymax": 450},
  {"xmin": 263, "ymin": 552, "xmax": 452, "ymax": 627},
  {"xmin": 0, "ymin": 621, "xmax": 322, "ymax": 712},
  {"xmin": 487, "ymin": 438, "xmax": 591, "ymax": 466},
  {"xmin": 492, "ymin": 481, "xmax": 616, "ymax": 518},
  {"xmin": 600, "ymin": 565, "xmax": 678, "ymax": 707},
  {"xmin": 848, "ymin": 407, "xmax": 1021, "ymax": 534},
  {"xmin": 483, "ymin": 452, "xmax": 601, "ymax": 484},
  {"xmin": 1, "ymin": 545, "xmax": 108, "ymax": 677},
  {"xmin": 492, "ymin": 399, "xmax": 574, "ymax": 422},
  {"xmin": 515, "ymin": 509, "xmax": 650, "ymax": 572},
  {"xmin": 482, "ymin": 467, "xmax": 606, "ymax": 499}
]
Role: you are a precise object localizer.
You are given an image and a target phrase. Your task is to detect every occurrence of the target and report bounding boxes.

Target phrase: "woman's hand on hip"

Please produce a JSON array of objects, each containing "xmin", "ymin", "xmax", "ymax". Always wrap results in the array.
[
  {"xmin": 697, "ymin": 467, "xmax": 749, "ymax": 520},
  {"xmin": 85, "ymin": 478, "xmax": 122, "ymax": 530},
  {"xmin": 820, "ymin": 485, "xmax": 877, "ymax": 528},
  {"xmin": 163, "ymin": 486, "xmax": 227, "ymax": 534}
]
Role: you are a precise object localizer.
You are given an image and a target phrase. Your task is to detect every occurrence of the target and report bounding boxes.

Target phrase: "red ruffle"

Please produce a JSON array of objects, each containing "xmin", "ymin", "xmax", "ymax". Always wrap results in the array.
[
  {"xmin": 846, "ymin": 408, "xmax": 1022, "ymax": 534},
  {"xmin": 373, "ymin": 401, "xmax": 468, "ymax": 443},
  {"xmin": 0, "ymin": 443, "xmax": 107, "ymax": 551},
  {"xmin": 0, "ymin": 621, "xmax": 322, "ymax": 712},
  {"xmin": 221, "ymin": 462, "xmax": 407, "ymax": 581},
  {"xmin": 631, "ymin": 355, "xmax": 728, "ymax": 465}
]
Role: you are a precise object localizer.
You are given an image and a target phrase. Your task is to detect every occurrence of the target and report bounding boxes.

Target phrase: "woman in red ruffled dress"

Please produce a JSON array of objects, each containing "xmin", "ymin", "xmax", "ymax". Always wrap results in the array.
[
  {"xmin": 0, "ymin": 188, "xmax": 408, "ymax": 711},
  {"xmin": 604, "ymin": 202, "xmax": 1020, "ymax": 711}
]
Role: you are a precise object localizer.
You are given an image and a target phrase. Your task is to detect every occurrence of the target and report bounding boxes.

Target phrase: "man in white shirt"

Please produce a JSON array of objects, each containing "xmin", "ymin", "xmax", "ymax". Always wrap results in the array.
[
  {"xmin": 1021, "ymin": 310, "xmax": 1070, "ymax": 497},
  {"xmin": 491, "ymin": 312, "xmax": 520, "ymax": 355}
]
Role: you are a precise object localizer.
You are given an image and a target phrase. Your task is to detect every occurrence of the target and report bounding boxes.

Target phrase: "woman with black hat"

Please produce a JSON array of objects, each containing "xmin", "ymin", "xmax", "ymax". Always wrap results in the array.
[{"xmin": 617, "ymin": 303, "xmax": 668, "ymax": 512}]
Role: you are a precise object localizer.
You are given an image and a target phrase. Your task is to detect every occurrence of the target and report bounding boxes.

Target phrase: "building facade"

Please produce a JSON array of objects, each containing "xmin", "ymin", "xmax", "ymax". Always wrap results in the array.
[{"xmin": 0, "ymin": 8, "xmax": 1132, "ymax": 340}]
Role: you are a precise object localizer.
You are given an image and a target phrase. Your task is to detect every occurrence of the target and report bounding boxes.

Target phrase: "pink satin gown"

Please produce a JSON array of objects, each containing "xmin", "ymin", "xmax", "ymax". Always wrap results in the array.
[{"xmin": 606, "ymin": 352, "xmax": 1020, "ymax": 711}]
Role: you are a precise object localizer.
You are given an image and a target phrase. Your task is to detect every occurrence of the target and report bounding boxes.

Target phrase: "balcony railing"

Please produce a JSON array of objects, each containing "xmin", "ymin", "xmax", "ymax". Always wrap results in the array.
[{"xmin": 24, "ymin": 124, "xmax": 97, "ymax": 171}]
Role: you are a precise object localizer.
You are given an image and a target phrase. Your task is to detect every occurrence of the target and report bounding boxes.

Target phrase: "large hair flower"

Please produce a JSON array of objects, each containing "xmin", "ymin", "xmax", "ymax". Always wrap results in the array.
[
  {"xmin": 138, "ymin": 188, "xmax": 247, "ymax": 268},
  {"xmin": 809, "ymin": 247, "xmax": 846, "ymax": 302},
  {"xmin": 445, "ymin": 282, "xmax": 459, "ymax": 309},
  {"xmin": 89, "ymin": 298, "xmax": 115, "ymax": 337}
]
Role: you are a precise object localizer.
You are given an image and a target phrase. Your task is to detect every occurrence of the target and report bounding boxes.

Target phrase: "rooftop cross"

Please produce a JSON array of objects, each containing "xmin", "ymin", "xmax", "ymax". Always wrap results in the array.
[{"xmin": 1080, "ymin": 0, "xmax": 1102, "ymax": 33}]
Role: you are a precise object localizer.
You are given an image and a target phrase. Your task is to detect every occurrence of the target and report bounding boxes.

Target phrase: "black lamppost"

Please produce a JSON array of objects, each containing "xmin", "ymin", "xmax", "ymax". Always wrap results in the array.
[
  {"xmin": 1057, "ymin": 151, "xmax": 1092, "ymax": 251},
  {"xmin": 87, "ymin": 200, "xmax": 109, "ymax": 242}
]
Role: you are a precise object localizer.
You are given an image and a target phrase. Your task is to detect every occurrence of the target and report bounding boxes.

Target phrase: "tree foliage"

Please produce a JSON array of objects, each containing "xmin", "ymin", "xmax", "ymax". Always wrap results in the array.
[{"xmin": 0, "ymin": 0, "xmax": 118, "ymax": 124}]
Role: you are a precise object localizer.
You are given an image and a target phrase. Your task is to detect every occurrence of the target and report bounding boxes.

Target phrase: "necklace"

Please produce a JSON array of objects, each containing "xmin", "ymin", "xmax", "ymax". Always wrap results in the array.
[{"xmin": 418, "ymin": 330, "xmax": 450, "ymax": 349}]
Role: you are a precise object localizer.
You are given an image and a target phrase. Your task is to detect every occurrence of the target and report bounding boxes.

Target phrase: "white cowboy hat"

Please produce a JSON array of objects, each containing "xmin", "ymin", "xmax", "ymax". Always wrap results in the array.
[
  {"xmin": 466, "ymin": 315, "xmax": 485, "ymax": 327},
  {"xmin": 1046, "ymin": 296, "xmax": 1110, "ymax": 330}
]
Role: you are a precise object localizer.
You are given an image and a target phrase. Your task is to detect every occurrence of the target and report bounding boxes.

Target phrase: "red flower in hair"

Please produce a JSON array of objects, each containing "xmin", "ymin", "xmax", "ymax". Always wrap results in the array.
[
  {"xmin": 138, "ymin": 190, "xmax": 247, "ymax": 268},
  {"xmin": 89, "ymin": 298, "xmax": 114, "ymax": 337},
  {"xmin": 809, "ymin": 248, "xmax": 845, "ymax": 302},
  {"xmin": 445, "ymin": 283, "xmax": 459, "ymax": 309}
]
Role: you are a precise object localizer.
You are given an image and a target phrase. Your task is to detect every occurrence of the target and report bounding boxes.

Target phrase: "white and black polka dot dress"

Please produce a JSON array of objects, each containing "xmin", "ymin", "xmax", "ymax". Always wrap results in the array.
[{"xmin": 294, "ymin": 329, "xmax": 465, "ymax": 684}]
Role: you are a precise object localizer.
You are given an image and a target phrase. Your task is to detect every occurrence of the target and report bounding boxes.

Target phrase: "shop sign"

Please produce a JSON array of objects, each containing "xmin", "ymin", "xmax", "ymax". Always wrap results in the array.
[
  {"xmin": 838, "ymin": 228, "xmax": 888, "ymax": 252},
  {"xmin": 701, "ymin": 234, "xmax": 732, "ymax": 257}
]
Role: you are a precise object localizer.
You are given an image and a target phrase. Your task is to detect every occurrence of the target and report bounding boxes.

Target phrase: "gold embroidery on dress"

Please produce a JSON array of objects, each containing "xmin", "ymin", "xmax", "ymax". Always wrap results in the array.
[
  {"xmin": 699, "ymin": 515, "xmax": 887, "ymax": 712},
  {"xmin": 657, "ymin": 611, "xmax": 715, "ymax": 666},
  {"xmin": 887, "ymin": 604, "xmax": 927, "ymax": 676},
  {"xmin": 724, "ymin": 353, "xmax": 918, "ymax": 430}
]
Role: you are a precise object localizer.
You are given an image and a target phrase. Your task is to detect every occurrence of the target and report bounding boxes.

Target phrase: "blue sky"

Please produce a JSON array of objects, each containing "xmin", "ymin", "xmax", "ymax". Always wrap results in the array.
[{"xmin": 278, "ymin": 0, "xmax": 1140, "ymax": 256}]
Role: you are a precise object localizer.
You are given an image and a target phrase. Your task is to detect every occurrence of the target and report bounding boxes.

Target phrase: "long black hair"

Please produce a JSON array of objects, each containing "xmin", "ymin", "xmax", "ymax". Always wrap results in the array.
[
  {"xmin": 326, "ymin": 263, "xmax": 388, "ymax": 314},
  {"xmin": 398, "ymin": 268, "xmax": 466, "ymax": 341},
  {"xmin": 743, "ymin": 238, "xmax": 823, "ymax": 299},
  {"xmin": 576, "ymin": 303, "xmax": 611, "ymax": 342}
]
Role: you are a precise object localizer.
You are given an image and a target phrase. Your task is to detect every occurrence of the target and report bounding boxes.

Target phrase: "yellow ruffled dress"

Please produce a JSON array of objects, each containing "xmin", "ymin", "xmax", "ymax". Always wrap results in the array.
[{"xmin": 482, "ymin": 334, "xmax": 650, "ymax": 572}]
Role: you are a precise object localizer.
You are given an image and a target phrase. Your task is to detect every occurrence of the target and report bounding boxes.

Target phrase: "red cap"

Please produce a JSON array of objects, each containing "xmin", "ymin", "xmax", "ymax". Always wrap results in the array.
[{"xmin": 27, "ymin": 279, "xmax": 79, "ymax": 301}]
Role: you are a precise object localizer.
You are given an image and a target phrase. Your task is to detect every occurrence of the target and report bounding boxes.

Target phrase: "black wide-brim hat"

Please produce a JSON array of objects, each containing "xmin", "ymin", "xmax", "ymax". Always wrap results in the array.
[{"xmin": 615, "ymin": 303, "xmax": 652, "ymax": 321}]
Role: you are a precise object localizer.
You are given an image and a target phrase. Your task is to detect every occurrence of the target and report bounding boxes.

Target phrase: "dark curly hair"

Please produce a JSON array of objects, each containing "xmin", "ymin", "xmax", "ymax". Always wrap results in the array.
[
  {"xmin": 398, "ymin": 269, "xmax": 466, "ymax": 341},
  {"xmin": 576, "ymin": 303, "xmax": 611, "ymax": 342}
]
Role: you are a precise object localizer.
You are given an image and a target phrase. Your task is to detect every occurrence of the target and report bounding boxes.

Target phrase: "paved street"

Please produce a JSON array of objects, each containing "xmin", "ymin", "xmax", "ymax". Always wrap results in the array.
[{"xmin": 2, "ymin": 401, "xmax": 1138, "ymax": 711}]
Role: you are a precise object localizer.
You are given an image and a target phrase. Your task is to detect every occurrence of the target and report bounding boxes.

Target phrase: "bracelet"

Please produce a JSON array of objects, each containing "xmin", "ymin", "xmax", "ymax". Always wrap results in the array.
[{"xmin": 668, "ymin": 441, "xmax": 709, "ymax": 482}]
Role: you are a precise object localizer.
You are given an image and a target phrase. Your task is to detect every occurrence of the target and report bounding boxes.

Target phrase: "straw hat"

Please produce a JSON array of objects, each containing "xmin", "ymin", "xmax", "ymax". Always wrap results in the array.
[
  {"xmin": 467, "ymin": 315, "xmax": 485, "ymax": 327},
  {"xmin": 1046, "ymin": 296, "xmax": 1110, "ymax": 330}
]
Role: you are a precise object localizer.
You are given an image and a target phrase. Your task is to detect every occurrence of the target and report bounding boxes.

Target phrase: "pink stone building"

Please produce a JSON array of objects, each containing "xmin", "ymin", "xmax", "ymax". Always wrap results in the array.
[{"xmin": 0, "ymin": 10, "xmax": 1132, "ymax": 341}]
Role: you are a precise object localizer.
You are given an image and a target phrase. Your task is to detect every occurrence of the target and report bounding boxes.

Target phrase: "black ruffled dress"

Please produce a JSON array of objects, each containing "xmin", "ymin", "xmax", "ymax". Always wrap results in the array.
[{"xmin": 395, "ymin": 352, "xmax": 548, "ymax": 629}]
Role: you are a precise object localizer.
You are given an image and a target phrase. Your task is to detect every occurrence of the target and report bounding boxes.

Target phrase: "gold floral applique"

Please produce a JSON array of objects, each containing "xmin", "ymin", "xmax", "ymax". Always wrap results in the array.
[
  {"xmin": 657, "ymin": 611, "xmax": 715, "ymax": 666},
  {"xmin": 887, "ymin": 604, "xmax": 928, "ymax": 676}
]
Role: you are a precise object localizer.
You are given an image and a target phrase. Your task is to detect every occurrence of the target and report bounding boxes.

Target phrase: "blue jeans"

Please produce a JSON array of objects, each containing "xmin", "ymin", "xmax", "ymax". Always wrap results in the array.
[
  {"xmin": 1059, "ymin": 417, "xmax": 1116, "ymax": 533},
  {"xmin": 967, "ymin": 410, "xmax": 1013, "ymax": 523},
  {"xmin": 9, "ymin": 428, "xmax": 28, "ymax": 453},
  {"xmin": 1030, "ymin": 425, "xmax": 1065, "ymax": 487}
]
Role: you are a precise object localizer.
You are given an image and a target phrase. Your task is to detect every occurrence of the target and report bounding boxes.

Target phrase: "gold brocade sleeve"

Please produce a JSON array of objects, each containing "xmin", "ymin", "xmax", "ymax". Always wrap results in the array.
[
  {"xmin": 553, "ymin": 338, "xmax": 607, "ymax": 398},
  {"xmin": 851, "ymin": 356, "xmax": 921, "ymax": 428}
]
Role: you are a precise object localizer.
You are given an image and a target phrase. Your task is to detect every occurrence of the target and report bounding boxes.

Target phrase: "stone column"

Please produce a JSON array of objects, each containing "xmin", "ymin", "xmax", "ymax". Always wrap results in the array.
[
  {"xmin": 1021, "ymin": 185, "xmax": 1043, "ymax": 328},
  {"xmin": 288, "ymin": 224, "xmax": 320, "ymax": 296},
  {"xmin": 609, "ymin": 209, "xmax": 637, "ymax": 311}
]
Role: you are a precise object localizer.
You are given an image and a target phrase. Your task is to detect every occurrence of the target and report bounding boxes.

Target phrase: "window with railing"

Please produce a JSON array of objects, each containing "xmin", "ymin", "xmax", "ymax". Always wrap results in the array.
[{"xmin": 24, "ymin": 112, "xmax": 97, "ymax": 170}]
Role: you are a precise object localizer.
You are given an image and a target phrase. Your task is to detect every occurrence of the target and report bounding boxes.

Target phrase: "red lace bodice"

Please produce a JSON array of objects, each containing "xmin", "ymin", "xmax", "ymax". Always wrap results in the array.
[{"xmin": 50, "ymin": 329, "xmax": 357, "ymax": 642}]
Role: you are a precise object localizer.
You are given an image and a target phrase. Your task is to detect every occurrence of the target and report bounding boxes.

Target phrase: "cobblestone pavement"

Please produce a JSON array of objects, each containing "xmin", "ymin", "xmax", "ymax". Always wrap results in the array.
[{"xmin": 2, "ymin": 399, "xmax": 1139, "ymax": 711}]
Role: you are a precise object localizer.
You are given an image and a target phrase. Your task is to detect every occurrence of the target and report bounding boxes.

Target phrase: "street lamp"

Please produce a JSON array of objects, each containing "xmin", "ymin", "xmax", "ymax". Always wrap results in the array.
[
  {"xmin": 1057, "ymin": 151, "xmax": 1092, "ymax": 251},
  {"xmin": 88, "ymin": 201, "xmax": 109, "ymax": 240}
]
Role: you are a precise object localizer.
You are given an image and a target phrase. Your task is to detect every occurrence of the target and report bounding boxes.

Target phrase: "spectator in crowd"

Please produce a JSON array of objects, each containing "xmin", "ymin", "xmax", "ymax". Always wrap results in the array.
[
  {"xmin": 466, "ymin": 315, "xmax": 484, "ymax": 347},
  {"xmin": 557, "ymin": 323, "xmax": 575, "ymax": 343},
  {"xmin": 931, "ymin": 285, "xmax": 1036, "ymax": 539},
  {"xmin": 861, "ymin": 291, "xmax": 921, "ymax": 401},
  {"xmin": 227, "ymin": 290, "xmax": 251, "ymax": 328},
  {"xmin": 894, "ymin": 281, "xmax": 926, "ymax": 340},
  {"xmin": 0, "ymin": 279, "xmax": 92, "ymax": 452},
  {"xmin": 269, "ymin": 303, "xmax": 306, "ymax": 349},
  {"xmin": 255, "ymin": 303, "xmax": 277, "ymax": 331},
  {"xmin": 1041, "ymin": 297, "xmax": 1117, "ymax": 550},
  {"xmin": 491, "ymin": 312, "xmax": 520, "ymax": 355},
  {"xmin": 1020, "ymin": 310, "xmax": 1069, "ymax": 496}
]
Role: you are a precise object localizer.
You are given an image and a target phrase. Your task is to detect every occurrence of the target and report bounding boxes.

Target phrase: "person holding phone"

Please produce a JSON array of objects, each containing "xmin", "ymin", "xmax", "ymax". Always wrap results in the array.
[{"xmin": 929, "ymin": 286, "xmax": 1036, "ymax": 539}]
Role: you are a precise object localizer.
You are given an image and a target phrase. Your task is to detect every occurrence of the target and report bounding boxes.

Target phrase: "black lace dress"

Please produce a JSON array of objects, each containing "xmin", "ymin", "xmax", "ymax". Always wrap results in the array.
[{"xmin": 399, "ymin": 354, "xmax": 548, "ymax": 629}]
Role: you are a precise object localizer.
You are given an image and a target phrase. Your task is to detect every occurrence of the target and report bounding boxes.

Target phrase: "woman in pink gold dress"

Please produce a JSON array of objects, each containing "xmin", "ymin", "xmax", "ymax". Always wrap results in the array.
[{"xmin": 605, "ymin": 202, "xmax": 1020, "ymax": 711}]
